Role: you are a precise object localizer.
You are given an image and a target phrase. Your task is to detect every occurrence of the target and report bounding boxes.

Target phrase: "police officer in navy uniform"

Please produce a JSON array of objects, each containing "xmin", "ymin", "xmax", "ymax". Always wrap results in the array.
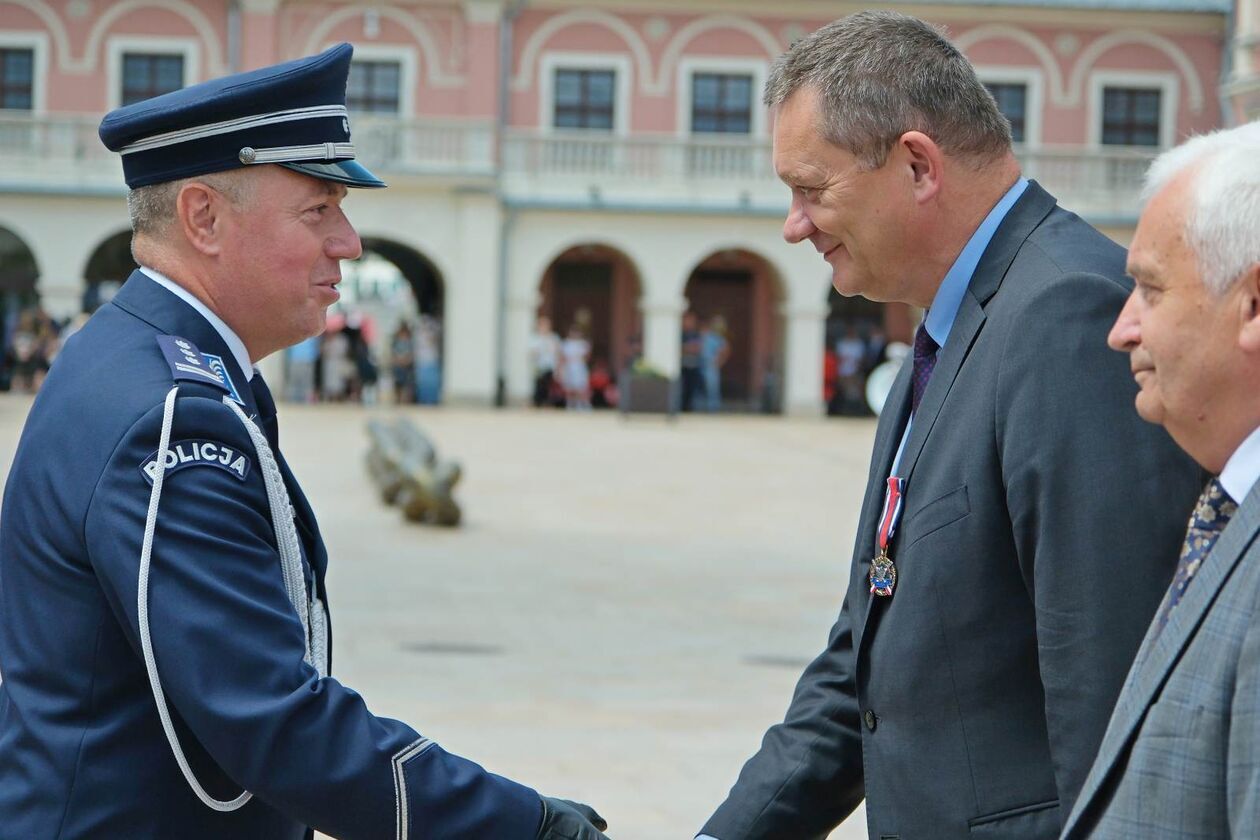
[{"xmin": 0, "ymin": 44, "xmax": 609, "ymax": 840}]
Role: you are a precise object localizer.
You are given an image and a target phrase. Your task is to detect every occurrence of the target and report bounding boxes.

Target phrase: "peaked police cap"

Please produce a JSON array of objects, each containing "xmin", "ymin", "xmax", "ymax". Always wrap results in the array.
[{"xmin": 98, "ymin": 43, "xmax": 385, "ymax": 189}]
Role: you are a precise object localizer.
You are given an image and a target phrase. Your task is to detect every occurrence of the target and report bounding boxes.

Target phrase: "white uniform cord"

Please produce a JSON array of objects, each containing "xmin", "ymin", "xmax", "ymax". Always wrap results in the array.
[
  {"xmin": 137, "ymin": 390, "xmax": 331, "ymax": 815},
  {"xmin": 222, "ymin": 396, "xmax": 326, "ymax": 677},
  {"xmin": 138, "ymin": 386, "xmax": 252, "ymax": 811}
]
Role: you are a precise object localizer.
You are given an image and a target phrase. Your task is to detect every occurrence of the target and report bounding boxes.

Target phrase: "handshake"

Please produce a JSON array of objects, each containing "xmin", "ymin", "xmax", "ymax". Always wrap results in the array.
[{"xmin": 538, "ymin": 797, "xmax": 611, "ymax": 839}]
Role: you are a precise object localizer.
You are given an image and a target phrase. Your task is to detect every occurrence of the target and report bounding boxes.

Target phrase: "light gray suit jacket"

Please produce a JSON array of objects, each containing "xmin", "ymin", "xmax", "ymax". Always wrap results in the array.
[
  {"xmin": 702, "ymin": 183, "xmax": 1204, "ymax": 840},
  {"xmin": 1062, "ymin": 475, "xmax": 1260, "ymax": 839}
]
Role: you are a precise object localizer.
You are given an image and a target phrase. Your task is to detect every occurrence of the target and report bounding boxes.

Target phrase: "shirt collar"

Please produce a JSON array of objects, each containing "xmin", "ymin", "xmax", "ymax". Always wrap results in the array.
[
  {"xmin": 1219, "ymin": 424, "xmax": 1260, "ymax": 505},
  {"xmin": 139, "ymin": 266, "xmax": 254, "ymax": 382},
  {"xmin": 923, "ymin": 178, "xmax": 1030, "ymax": 347}
]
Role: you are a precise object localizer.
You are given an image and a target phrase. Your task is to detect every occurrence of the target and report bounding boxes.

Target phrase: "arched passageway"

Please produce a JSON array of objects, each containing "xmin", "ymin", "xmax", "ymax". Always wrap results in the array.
[
  {"xmin": 327, "ymin": 238, "xmax": 445, "ymax": 404},
  {"xmin": 0, "ymin": 226, "xmax": 40, "ymax": 391},
  {"xmin": 682, "ymin": 249, "xmax": 784, "ymax": 413},
  {"xmin": 536, "ymin": 244, "xmax": 642, "ymax": 408},
  {"xmin": 83, "ymin": 230, "xmax": 138, "ymax": 313},
  {"xmin": 823, "ymin": 288, "xmax": 915, "ymax": 415}
]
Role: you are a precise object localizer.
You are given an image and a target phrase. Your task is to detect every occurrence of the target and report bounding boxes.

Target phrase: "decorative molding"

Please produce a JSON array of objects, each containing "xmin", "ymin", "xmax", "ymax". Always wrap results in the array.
[
  {"xmin": 653, "ymin": 15, "xmax": 781, "ymax": 95},
  {"xmin": 643, "ymin": 16, "xmax": 670, "ymax": 43},
  {"xmin": 304, "ymin": 5, "xmax": 464, "ymax": 88},
  {"xmin": 463, "ymin": 0, "xmax": 504, "ymax": 27},
  {"xmin": 1069, "ymin": 29, "xmax": 1204, "ymax": 112},
  {"xmin": 511, "ymin": 9, "xmax": 652, "ymax": 94},
  {"xmin": 80, "ymin": 0, "xmax": 225, "ymax": 77},
  {"xmin": 955, "ymin": 24, "xmax": 1069, "ymax": 107},
  {"xmin": 0, "ymin": 0, "xmax": 72, "ymax": 75}
]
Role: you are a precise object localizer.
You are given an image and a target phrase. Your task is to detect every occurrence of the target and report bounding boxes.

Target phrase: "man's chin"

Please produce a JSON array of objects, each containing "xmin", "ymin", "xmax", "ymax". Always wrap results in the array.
[{"xmin": 1132, "ymin": 392, "xmax": 1164, "ymax": 426}]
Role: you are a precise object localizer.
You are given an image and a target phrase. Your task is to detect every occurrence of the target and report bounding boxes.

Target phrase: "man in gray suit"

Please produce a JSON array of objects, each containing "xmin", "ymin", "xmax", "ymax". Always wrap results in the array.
[
  {"xmin": 1061, "ymin": 124, "xmax": 1260, "ymax": 839},
  {"xmin": 699, "ymin": 12, "xmax": 1202, "ymax": 840}
]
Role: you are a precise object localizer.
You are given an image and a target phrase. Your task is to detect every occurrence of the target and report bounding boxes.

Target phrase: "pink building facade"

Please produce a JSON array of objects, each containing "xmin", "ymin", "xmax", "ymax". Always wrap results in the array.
[{"xmin": 0, "ymin": 0, "xmax": 1239, "ymax": 412}]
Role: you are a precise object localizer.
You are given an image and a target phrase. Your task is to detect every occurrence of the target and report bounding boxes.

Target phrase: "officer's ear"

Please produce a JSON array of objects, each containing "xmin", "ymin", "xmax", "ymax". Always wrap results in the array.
[{"xmin": 175, "ymin": 181, "xmax": 225, "ymax": 257}]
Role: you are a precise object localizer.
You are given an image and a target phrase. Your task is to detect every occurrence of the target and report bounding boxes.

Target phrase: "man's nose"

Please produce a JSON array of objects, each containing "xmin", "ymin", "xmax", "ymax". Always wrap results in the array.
[
  {"xmin": 782, "ymin": 193, "xmax": 815, "ymax": 244},
  {"xmin": 1108, "ymin": 289, "xmax": 1140, "ymax": 352},
  {"xmin": 327, "ymin": 209, "xmax": 363, "ymax": 260}
]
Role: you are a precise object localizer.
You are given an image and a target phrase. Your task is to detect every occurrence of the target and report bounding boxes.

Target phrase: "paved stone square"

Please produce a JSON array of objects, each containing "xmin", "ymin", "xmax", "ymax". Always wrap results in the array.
[{"xmin": 0, "ymin": 395, "xmax": 873, "ymax": 839}]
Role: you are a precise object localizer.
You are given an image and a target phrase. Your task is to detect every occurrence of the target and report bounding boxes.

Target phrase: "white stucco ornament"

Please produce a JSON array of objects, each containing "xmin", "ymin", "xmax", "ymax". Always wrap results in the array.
[
  {"xmin": 1055, "ymin": 33, "xmax": 1081, "ymax": 56},
  {"xmin": 644, "ymin": 17, "xmax": 670, "ymax": 42}
]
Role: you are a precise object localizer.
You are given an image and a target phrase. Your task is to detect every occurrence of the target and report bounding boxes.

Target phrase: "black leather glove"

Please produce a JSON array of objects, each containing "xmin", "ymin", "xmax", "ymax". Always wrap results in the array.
[{"xmin": 537, "ymin": 796, "xmax": 610, "ymax": 839}]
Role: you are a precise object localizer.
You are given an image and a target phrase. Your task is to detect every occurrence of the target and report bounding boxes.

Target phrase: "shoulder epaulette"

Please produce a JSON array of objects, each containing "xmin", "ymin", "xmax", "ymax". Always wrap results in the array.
[{"xmin": 154, "ymin": 335, "xmax": 233, "ymax": 397}]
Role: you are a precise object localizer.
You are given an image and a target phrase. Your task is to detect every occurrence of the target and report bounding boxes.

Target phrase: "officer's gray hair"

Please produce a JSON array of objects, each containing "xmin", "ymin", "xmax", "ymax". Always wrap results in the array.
[
  {"xmin": 127, "ymin": 169, "xmax": 254, "ymax": 237},
  {"xmin": 1141, "ymin": 122, "xmax": 1260, "ymax": 296},
  {"xmin": 763, "ymin": 10, "xmax": 1012, "ymax": 170}
]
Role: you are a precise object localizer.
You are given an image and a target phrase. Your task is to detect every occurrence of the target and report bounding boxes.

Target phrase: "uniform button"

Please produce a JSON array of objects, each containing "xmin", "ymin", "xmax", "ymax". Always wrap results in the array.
[{"xmin": 864, "ymin": 709, "xmax": 877, "ymax": 731}]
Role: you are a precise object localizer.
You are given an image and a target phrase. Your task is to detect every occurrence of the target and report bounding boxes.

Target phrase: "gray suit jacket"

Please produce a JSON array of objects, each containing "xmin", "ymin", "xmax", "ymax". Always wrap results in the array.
[
  {"xmin": 702, "ymin": 183, "xmax": 1203, "ymax": 840},
  {"xmin": 1062, "ymin": 476, "xmax": 1260, "ymax": 839}
]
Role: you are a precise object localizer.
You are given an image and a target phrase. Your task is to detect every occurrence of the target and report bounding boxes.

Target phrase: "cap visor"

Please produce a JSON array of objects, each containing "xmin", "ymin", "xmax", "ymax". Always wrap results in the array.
[{"xmin": 279, "ymin": 159, "xmax": 386, "ymax": 188}]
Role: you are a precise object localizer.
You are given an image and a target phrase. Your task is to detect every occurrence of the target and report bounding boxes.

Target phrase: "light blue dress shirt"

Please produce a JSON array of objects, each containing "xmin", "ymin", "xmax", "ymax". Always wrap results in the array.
[
  {"xmin": 696, "ymin": 177, "xmax": 1028, "ymax": 840},
  {"xmin": 888, "ymin": 177, "xmax": 1028, "ymax": 476}
]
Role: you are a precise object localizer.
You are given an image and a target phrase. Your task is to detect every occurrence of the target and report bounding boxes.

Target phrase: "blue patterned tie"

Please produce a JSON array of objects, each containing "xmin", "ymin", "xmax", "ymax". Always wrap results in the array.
[
  {"xmin": 1157, "ymin": 478, "xmax": 1237, "ymax": 631},
  {"xmin": 911, "ymin": 322, "xmax": 938, "ymax": 414}
]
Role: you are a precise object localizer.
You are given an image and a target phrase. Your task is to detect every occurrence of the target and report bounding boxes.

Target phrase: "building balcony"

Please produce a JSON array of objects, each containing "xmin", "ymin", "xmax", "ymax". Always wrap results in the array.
[
  {"xmin": 352, "ymin": 116, "xmax": 496, "ymax": 180},
  {"xmin": 501, "ymin": 129, "xmax": 781, "ymax": 212},
  {"xmin": 0, "ymin": 113, "xmax": 1158, "ymax": 222},
  {"xmin": 501, "ymin": 129, "xmax": 1159, "ymax": 222},
  {"xmin": 0, "ymin": 113, "xmax": 498, "ymax": 194},
  {"xmin": 0, "ymin": 112, "xmax": 124, "ymax": 193}
]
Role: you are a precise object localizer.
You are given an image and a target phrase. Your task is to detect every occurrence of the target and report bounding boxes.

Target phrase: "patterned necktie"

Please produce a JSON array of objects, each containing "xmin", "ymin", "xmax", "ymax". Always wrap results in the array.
[
  {"xmin": 1156, "ymin": 477, "xmax": 1237, "ymax": 631},
  {"xmin": 911, "ymin": 322, "xmax": 939, "ymax": 414},
  {"xmin": 249, "ymin": 373, "xmax": 279, "ymax": 451}
]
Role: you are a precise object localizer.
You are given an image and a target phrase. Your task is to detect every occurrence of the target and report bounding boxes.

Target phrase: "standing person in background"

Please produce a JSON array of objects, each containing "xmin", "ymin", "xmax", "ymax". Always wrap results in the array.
[
  {"xmin": 699, "ymin": 314, "xmax": 730, "ymax": 413},
  {"xmin": 0, "ymin": 43, "xmax": 609, "ymax": 840},
  {"xmin": 528, "ymin": 315, "xmax": 560, "ymax": 408},
  {"xmin": 679, "ymin": 310, "xmax": 704, "ymax": 411},
  {"xmin": 559, "ymin": 323, "xmax": 591, "ymax": 411},
  {"xmin": 414, "ymin": 313, "xmax": 442, "ymax": 405},
  {"xmin": 319, "ymin": 325, "xmax": 349, "ymax": 402},
  {"xmin": 834, "ymin": 322, "xmax": 867, "ymax": 414},
  {"xmin": 285, "ymin": 333, "xmax": 321, "ymax": 403},
  {"xmin": 699, "ymin": 12, "xmax": 1201, "ymax": 840},
  {"xmin": 388, "ymin": 321, "xmax": 415, "ymax": 404}
]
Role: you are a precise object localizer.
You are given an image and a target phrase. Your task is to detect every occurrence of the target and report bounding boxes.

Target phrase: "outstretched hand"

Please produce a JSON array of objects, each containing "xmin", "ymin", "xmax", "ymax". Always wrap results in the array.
[{"xmin": 537, "ymin": 796, "xmax": 610, "ymax": 840}]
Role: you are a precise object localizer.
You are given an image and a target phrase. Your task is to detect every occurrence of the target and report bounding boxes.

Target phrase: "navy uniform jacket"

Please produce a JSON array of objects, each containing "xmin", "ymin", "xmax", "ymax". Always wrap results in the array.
[{"xmin": 0, "ymin": 271, "xmax": 541, "ymax": 838}]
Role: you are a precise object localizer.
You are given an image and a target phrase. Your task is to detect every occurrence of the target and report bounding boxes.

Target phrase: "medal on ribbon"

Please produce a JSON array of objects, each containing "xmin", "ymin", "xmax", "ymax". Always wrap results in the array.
[{"xmin": 869, "ymin": 476, "xmax": 905, "ymax": 597}]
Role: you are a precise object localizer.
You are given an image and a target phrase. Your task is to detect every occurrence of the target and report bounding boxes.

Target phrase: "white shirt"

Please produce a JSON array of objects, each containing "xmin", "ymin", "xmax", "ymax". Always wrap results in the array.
[
  {"xmin": 139, "ymin": 266, "xmax": 254, "ymax": 381},
  {"xmin": 1219, "ymin": 424, "xmax": 1260, "ymax": 505}
]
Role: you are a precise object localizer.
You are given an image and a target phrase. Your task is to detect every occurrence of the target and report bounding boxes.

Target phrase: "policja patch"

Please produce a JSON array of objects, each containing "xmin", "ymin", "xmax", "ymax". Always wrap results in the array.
[{"xmin": 139, "ymin": 439, "xmax": 252, "ymax": 485}]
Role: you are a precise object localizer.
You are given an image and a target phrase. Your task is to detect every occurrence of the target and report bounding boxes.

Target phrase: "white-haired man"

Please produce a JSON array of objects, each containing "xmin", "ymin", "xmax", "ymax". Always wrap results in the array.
[{"xmin": 1061, "ymin": 122, "xmax": 1260, "ymax": 838}]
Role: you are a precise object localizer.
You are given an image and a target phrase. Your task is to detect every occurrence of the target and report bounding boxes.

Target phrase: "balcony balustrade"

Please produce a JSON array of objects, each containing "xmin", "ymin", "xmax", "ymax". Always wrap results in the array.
[{"xmin": 0, "ymin": 113, "xmax": 1158, "ymax": 221}]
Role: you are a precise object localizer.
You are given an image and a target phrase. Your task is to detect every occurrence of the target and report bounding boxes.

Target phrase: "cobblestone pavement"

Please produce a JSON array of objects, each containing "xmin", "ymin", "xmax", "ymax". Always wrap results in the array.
[{"xmin": 0, "ymin": 395, "xmax": 873, "ymax": 839}]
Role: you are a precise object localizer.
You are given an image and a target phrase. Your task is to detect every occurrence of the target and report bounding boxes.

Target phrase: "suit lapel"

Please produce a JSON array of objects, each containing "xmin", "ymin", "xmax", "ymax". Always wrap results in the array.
[
  {"xmin": 852, "ymin": 360, "xmax": 912, "ymax": 649},
  {"xmin": 1064, "ymin": 483, "xmax": 1260, "ymax": 837},
  {"xmin": 877, "ymin": 182, "xmax": 1057, "ymax": 490},
  {"xmin": 854, "ymin": 182, "xmax": 1058, "ymax": 645}
]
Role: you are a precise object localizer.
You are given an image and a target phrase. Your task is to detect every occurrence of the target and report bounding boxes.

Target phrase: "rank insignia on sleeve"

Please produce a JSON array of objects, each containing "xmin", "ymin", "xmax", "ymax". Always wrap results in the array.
[
  {"xmin": 155, "ymin": 335, "xmax": 230, "ymax": 395},
  {"xmin": 139, "ymin": 439, "xmax": 252, "ymax": 485},
  {"xmin": 202, "ymin": 353, "xmax": 245, "ymax": 405}
]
